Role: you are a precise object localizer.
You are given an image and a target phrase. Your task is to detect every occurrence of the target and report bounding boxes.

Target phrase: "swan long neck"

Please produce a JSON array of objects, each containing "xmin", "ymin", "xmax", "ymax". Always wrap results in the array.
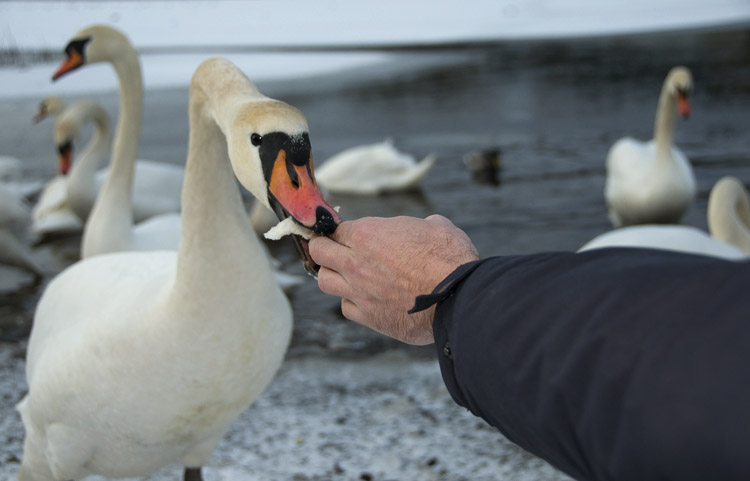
[
  {"xmin": 82, "ymin": 49, "xmax": 142, "ymax": 256},
  {"xmin": 67, "ymin": 102, "xmax": 111, "ymax": 215},
  {"xmin": 171, "ymin": 78, "xmax": 273, "ymax": 303},
  {"xmin": 709, "ymin": 179, "xmax": 750, "ymax": 254},
  {"xmin": 653, "ymin": 82, "xmax": 677, "ymax": 157}
]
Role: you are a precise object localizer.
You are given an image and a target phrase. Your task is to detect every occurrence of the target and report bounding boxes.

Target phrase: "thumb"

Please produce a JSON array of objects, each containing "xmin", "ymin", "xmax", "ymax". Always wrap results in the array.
[{"xmin": 425, "ymin": 214, "xmax": 454, "ymax": 227}]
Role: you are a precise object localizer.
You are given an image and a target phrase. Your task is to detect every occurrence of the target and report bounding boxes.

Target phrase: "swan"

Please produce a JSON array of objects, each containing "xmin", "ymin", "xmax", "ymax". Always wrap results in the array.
[
  {"xmin": 17, "ymin": 56, "xmax": 340, "ymax": 481},
  {"xmin": 55, "ymin": 99, "xmax": 189, "ymax": 225},
  {"xmin": 580, "ymin": 177, "xmax": 750, "ymax": 260},
  {"xmin": 29, "ymin": 175, "xmax": 83, "ymax": 241},
  {"xmin": 0, "ymin": 183, "xmax": 42, "ymax": 278},
  {"xmin": 604, "ymin": 66, "xmax": 696, "ymax": 228},
  {"xmin": 33, "ymin": 96, "xmax": 66, "ymax": 123},
  {"xmin": 48, "ymin": 26, "xmax": 186, "ymax": 257},
  {"xmin": 50, "ymin": 98, "xmax": 180, "ymax": 257},
  {"xmin": 314, "ymin": 138, "xmax": 435, "ymax": 195},
  {"xmin": 708, "ymin": 176, "xmax": 750, "ymax": 254},
  {"xmin": 51, "ymin": 25, "xmax": 184, "ymax": 225}
]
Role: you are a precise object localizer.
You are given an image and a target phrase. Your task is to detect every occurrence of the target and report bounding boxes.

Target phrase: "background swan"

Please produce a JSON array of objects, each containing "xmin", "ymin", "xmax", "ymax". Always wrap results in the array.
[
  {"xmin": 0, "ymin": 183, "xmax": 42, "ymax": 278},
  {"xmin": 708, "ymin": 175, "xmax": 750, "ymax": 253},
  {"xmin": 51, "ymin": 25, "xmax": 184, "ymax": 224},
  {"xmin": 17, "ymin": 56, "xmax": 340, "ymax": 481},
  {"xmin": 49, "ymin": 26, "xmax": 185, "ymax": 258},
  {"xmin": 29, "ymin": 176, "xmax": 83, "ymax": 241},
  {"xmin": 54, "ymin": 99, "xmax": 187, "ymax": 224},
  {"xmin": 604, "ymin": 66, "xmax": 696, "ymax": 227},
  {"xmin": 32, "ymin": 96, "xmax": 66, "ymax": 123},
  {"xmin": 580, "ymin": 177, "xmax": 750, "ymax": 260},
  {"xmin": 315, "ymin": 138, "xmax": 435, "ymax": 195}
]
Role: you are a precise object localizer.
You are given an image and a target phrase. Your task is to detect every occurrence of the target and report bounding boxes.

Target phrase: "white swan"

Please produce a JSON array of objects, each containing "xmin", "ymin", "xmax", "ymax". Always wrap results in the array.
[
  {"xmin": 708, "ymin": 176, "xmax": 750, "ymax": 254},
  {"xmin": 604, "ymin": 66, "xmax": 696, "ymax": 228},
  {"xmin": 315, "ymin": 138, "xmax": 435, "ymax": 195},
  {"xmin": 51, "ymin": 25, "xmax": 184, "ymax": 224},
  {"xmin": 33, "ymin": 96, "xmax": 66, "ymax": 123},
  {"xmin": 29, "ymin": 175, "xmax": 83, "ymax": 241},
  {"xmin": 17, "ymin": 56, "xmax": 340, "ymax": 481},
  {"xmin": 50, "ymin": 99, "xmax": 180, "ymax": 257},
  {"xmin": 49, "ymin": 26, "xmax": 186, "ymax": 258},
  {"xmin": 580, "ymin": 177, "xmax": 750, "ymax": 260},
  {"xmin": 0, "ymin": 183, "xmax": 42, "ymax": 278}
]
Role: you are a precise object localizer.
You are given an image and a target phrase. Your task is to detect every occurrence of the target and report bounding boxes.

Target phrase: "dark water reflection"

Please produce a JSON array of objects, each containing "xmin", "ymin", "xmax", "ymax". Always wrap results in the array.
[{"xmin": 0, "ymin": 28, "xmax": 748, "ymax": 353}]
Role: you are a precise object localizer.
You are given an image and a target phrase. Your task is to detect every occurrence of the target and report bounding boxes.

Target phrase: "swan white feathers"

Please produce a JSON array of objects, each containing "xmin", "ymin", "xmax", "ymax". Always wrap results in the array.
[
  {"xmin": 315, "ymin": 138, "xmax": 435, "ymax": 195},
  {"xmin": 604, "ymin": 66, "xmax": 696, "ymax": 228},
  {"xmin": 17, "ymin": 54, "xmax": 340, "ymax": 481},
  {"xmin": 581, "ymin": 176, "xmax": 750, "ymax": 260},
  {"xmin": 0, "ymin": 183, "xmax": 42, "ymax": 277}
]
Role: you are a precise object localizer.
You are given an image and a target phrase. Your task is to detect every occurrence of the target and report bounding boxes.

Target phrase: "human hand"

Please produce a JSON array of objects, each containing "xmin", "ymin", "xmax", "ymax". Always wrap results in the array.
[{"xmin": 309, "ymin": 215, "xmax": 480, "ymax": 345}]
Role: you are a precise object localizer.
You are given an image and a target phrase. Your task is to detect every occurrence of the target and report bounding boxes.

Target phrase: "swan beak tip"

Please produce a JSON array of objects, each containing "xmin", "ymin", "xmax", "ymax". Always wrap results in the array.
[{"xmin": 52, "ymin": 50, "xmax": 83, "ymax": 82}]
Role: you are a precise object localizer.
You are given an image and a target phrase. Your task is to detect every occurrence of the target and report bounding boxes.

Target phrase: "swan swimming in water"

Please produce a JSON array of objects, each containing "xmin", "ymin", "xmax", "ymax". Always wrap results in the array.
[
  {"xmin": 314, "ymin": 138, "xmax": 436, "ymax": 195},
  {"xmin": 604, "ymin": 66, "xmax": 696, "ymax": 228}
]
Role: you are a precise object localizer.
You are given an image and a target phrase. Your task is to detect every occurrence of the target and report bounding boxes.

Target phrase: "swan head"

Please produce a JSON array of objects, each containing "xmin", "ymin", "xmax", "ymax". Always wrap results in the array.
[
  {"xmin": 52, "ymin": 25, "xmax": 133, "ymax": 80},
  {"xmin": 209, "ymin": 69, "xmax": 341, "ymax": 274},
  {"xmin": 52, "ymin": 116, "xmax": 81, "ymax": 176},
  {"xmin": 33, "ymin": 96, "xmax": 66, "ymax": 123},
  {"xmin": 665, "ymin": 66, "xmax": 693, "ymax": 118}
]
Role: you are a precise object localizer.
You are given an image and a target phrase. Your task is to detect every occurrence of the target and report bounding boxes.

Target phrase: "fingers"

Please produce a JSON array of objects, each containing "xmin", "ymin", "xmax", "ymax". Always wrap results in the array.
[
  {"xmin": 329, "ymin": 219, "xmax": 358, "ymax": 246},
  {"xmin": 425, "ymin": 214, "xmax": 453, "ymax": 227},
  {"xmin": 340, "ymin": 298, "xmax": 362, "ymax": 323},
  {"xmin": 316, "ymin": 265, "xmax": 351, "ymax": 298},
  {"xmin": 309, "ymin": 234, "xmax": 348, "ymax": 271}
]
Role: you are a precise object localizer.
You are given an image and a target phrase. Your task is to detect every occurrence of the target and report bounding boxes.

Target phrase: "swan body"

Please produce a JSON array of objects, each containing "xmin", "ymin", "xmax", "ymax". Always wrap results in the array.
[
  {"xmin": 0, "ymin": 183, "xmax": 42, "ymax": 276},
  {"xmin": 0, "ymin": 156, "xmax": 43, "ymax": 201},
  {"xmin": 604, "ymin": 66, "xmax": 696, "ymax": 227},
  {"xmin": 315, "ymin": 138, "xmax": 435, "ymax": 195},
  {"xmin": 578, "ymin": 224, "xmax": 746, "ymax": 260},
  {"xmin": 581, "ymin": 177, "xmax": 750, "ymax": 260},
  {"xmin": 18, "ymin": 52, "xmax": 340, "ymax": 481},
  {"xmin": 29, "ymin": 175, "xmax": 83, "ymax": 239}
]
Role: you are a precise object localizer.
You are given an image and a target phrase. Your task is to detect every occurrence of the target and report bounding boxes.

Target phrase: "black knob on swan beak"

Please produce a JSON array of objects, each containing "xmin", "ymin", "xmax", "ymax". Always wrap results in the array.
[{"xmin": 313, "ymin": 206, "xmax": 338, "ymax": 236}]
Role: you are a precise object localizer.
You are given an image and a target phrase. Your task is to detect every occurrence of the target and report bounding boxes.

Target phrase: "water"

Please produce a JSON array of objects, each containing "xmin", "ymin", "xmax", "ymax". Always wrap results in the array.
[{"xmin": 0, "ymin": 27, "xmax": 749, "ymax": 349}]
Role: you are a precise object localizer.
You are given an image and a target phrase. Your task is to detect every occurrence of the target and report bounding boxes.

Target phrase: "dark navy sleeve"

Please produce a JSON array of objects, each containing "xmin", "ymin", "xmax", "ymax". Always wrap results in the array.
[{"xmin": 422, "ymin": 248, "xmax": 750, "ymax": 481}]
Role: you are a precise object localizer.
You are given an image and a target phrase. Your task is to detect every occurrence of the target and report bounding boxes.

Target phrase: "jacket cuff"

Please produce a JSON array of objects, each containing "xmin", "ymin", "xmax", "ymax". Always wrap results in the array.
[{"xmin": 424, "ymin": 259, "xmax": 487, "ymax": 408}]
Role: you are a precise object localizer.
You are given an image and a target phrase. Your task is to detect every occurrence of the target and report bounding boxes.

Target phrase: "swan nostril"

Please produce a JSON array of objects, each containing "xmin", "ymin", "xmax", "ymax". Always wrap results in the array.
[{"xmin": 313, "ymin": 206, "xmax": 338, "ymax": 236}]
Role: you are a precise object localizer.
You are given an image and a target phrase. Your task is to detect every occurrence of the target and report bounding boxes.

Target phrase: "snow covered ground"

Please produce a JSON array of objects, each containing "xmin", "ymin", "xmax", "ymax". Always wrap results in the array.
[{"xmin": 0, "ymin": 344, "xmax": 572, "ymax": 481}]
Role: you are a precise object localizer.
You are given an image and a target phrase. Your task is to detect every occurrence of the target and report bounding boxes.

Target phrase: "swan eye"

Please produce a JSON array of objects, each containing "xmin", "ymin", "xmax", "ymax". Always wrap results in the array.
[{"xmin": 250, "ymin": 133, "xmax": 263, "ymax": 146}]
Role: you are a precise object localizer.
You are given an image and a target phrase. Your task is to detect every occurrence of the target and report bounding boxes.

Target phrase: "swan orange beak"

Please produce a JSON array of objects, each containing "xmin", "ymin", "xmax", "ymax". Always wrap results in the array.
[
  {"xmin": 260, "ymin": 132, "xmax": 340, "ymax": 275},
  {"xmin": 52, "ymin": 49, "xmax": 83, "ymax": 81},
  {"xmin": 33, "ymin": 105, "xmax": 48, "ymax": 124},
  {"xmin": 268, "ymin": 152, "xmax": 340, "ymax": 235},
  {"xmin": 677, "ymin": 92, "xmax": 691, "ymax": 118},
  {"xmin": 57, "ymin": 141, "xmax": 72, "ymax": 175}
]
